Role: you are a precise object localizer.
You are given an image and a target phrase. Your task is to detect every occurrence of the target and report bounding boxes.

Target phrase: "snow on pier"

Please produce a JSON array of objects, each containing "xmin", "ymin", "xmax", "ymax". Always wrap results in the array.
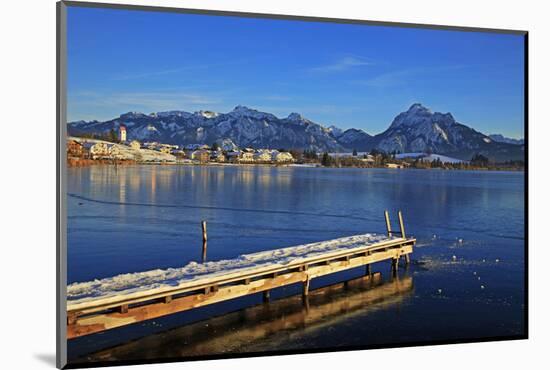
[{"xmin": 68, "ymin": 233, "xmax": 393, "ymax": 305}]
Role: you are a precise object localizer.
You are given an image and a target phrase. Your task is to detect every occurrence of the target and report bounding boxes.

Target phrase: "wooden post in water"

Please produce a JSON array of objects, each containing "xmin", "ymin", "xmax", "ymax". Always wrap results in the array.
[
  {"xmin": 201, "ymin": 221, "xmax": 207, "ymax": 262},
  {"xmin": 384, "ymin": 210, "xmax": 392, "ymax": 238},
  {"xmin": 398, "ymin": 211, "xmax": 410, "ymax": 265},
  {"xmin": 398, "ymin": 211, "xmax": 406, "ymax": 238},
  {"xmin": 263, "ymin": 290, "xmax": 270, "ymax": 303},
  {"xmin": 391, "ymin": 258, "xmax": 399, "ymax": 276}
]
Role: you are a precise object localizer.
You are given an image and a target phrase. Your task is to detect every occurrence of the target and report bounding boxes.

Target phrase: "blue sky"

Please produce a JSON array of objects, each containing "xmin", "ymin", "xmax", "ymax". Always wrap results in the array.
[{"xmin": 67, "ymin": 6, "xmax": 525, "ymax": 138}]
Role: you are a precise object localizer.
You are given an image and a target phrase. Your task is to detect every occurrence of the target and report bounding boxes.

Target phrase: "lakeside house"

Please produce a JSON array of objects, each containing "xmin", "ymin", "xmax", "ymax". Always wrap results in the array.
[
  {"xmin": 272, "ymin": 151, "xmax": 294, "ymax": 162},
  {"xmin": 191, "ymin": 149, "xmax": 210, "ymax": 163},
  {"xmin": 130, "ymin": 140, "xmax": 141, "ymax": 150},
  {"xmin": 211, "ymin": 151, "xmax": 226, "ymax": 162},
  {"xmin": 67, "ymin": 140, "xmax": 87, "ymax": 158},
  {"xmin": 240, "ymin": 152, "xmax": 255, "ymax": 162},
  {"xmin": 386, "ymin": 163, "xmax": 409, "ymax": 169},
  {"xmin": 254, "ymin": 150, "xmax": 272, "ymax": 162},
  {"xmin": 90, "ymin": 142, "xmax": 112, "ymax": 159}
]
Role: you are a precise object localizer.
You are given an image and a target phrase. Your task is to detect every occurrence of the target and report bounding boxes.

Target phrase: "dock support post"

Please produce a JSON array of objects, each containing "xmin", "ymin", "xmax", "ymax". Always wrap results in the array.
[
  {"xmin": 302, "ymin": 277, "xmax": 310, "ymax": 299},
  {"xmin": 391, "ymin": 257, "xmax": 399, "ymax": 276},
  {"xmin": 384, "ymin": 210, "xmax": 392, "ymax": 237},
  {"xmin": 201, "ymin": 221, "xmax": 207, "ymax": 262},
  {"xmin": 67, "ymin": 312, "xmax": 78, "ymax": 325},
  {"xmin": 263, "ymin": 290, "xmax": 270, "ymax": 303},
  {"xmin": 398, "ymin": 210, "xmax": 406, "ymax": 239},
  {"xmin": 303, "ymin": 296, "xmax": 310, "ymax": 311},
  {"xmin": 366, "ymin": 264, "xmax": 372, "ymax": 275}
]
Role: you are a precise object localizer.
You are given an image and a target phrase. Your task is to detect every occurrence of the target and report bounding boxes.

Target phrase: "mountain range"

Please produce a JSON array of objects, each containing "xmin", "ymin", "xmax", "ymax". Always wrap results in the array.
[{"xmin": 68, "ymin": 103, "xmax": 524, "ymax": 161}]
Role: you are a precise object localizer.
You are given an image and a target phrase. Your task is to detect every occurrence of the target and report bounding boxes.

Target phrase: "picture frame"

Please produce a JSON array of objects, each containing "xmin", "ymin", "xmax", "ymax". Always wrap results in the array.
[{"xmin": 57, "ymin": 1, "xmax": 528, "ymax": 368}]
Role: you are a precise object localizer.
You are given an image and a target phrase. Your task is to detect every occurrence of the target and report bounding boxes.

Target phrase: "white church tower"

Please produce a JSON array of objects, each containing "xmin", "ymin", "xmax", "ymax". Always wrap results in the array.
[{"xmin": 119, "ymin": 124, "xmax": 127, "ymax": 142}]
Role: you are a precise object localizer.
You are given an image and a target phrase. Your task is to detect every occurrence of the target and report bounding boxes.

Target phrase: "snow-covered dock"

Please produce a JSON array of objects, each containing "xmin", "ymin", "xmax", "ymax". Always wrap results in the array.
[{"xmin": 67, "ymin": 212, "xmax": 415, "ymax": 339}]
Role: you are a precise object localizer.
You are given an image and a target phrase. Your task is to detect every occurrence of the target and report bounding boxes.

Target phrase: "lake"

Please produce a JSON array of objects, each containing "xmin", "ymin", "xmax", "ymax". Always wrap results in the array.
[{"xmin": 66, "ymin": 165, "xmax": 525, "ymax": 362}]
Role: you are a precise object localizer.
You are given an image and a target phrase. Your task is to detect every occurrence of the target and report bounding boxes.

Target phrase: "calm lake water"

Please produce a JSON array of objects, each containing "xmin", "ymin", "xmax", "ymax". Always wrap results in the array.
[{"xmin": 66, "ymin": 165, "xmax": 525, "ymax": 363}]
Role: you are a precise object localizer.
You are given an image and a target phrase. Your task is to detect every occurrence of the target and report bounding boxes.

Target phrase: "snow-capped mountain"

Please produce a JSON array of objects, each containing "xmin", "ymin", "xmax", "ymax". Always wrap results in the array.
[
  {"xmin": 68, "ymin": 106, "xmax": 346, "ymax": 152},
  {"xmin": 68, "ymin": 103, "xmax": 524, "ymax": 161},
  {"xmin": 488, "ymin": 134, "xmax": 524, "ymax": 146},
  {"xmin": 370, "ymin": 104, "xmax": 524, "ymax": 161},
  {"xmin": 327, "ymin": 125, "xmax": 344, "ymax": 138}
]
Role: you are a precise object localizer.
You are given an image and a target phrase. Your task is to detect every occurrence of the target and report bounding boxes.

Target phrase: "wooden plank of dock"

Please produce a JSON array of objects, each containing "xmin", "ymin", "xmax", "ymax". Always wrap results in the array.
[{"xmin": 67, "ymin": 235, "xmax": 415, "ymax": 339}]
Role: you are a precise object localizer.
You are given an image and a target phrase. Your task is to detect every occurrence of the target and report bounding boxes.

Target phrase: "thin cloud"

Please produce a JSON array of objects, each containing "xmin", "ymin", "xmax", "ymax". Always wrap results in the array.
[
  {"xmin": 355, "ymin": 65, "xmax": 467, "ymax": 88},
  {"xmin": 310, "ymin": 56, "xmax": 373, "ymax": 73},
  {"xmin": 112, "ymin": 58, "xmax": 258, "ymax": 81},
  {"xmin": 113, "ymin": 66, "xmax": 204, "ymax": 81},
  {"xmin": 68, "ymin": 90, "xmax": 223, "ymax": 120}
]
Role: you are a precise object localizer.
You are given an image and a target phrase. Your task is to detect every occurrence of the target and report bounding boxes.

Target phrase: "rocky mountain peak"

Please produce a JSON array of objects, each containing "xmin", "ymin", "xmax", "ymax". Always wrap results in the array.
[
  {"xmin": 389, "ymin": 103, "xmax": 456, "ymax": 130},
  {"xmin": 287, "ymin": 112, "xmax": 304, "ymax": 121},
  {"xmin": 119, "ymin": 111, "xmax": 147, "ymax": 120},
  {"xmin": 407, "ymin": 103, "xmax": 431, "ymax": 114},
  {"xmin": 232, "ymin": 105, "xmax": 254, "ymax": 113}
]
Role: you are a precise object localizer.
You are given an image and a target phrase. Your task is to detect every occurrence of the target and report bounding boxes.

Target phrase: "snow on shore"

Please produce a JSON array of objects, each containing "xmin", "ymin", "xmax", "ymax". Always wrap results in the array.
[
  {"xmin": 67, "ymin": 233, "xmax": 391, "ymax": 304},
  {"xmin": 395, "ymin": 152, "xmax": 467, "ymax": 164}
]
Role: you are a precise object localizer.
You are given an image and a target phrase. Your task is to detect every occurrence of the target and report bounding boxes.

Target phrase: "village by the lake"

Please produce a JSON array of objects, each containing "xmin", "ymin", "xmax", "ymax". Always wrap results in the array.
[{"xmin": 67, "ymin": 124, "xmax": 523, "ymax": 171}]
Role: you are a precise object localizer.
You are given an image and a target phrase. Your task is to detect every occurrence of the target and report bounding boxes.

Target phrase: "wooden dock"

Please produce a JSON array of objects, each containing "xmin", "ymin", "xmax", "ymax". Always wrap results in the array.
[
  {"xmin": 67, "ymin": 211, "xmax": 415, "ymax": 339},
  {"xmin": 76, "ymin": 273, "xmax": 413, "ymax": 362}
]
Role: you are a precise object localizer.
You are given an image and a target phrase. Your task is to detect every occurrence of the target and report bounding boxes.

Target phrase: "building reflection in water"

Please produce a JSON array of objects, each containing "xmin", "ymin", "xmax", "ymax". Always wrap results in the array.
[{"xmin": 80, "ymin": 272, "xmax": 413, "ymax": 363}]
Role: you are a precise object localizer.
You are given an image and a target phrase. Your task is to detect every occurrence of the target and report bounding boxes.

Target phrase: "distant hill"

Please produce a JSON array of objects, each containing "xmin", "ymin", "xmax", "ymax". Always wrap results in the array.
[
  {"xmin": 488, "ymin": 134, "xmax": 524, "ymax": 146},
  {"xmin": 68, "ymin": 103, "xmax": 524, "ymax": 162}
]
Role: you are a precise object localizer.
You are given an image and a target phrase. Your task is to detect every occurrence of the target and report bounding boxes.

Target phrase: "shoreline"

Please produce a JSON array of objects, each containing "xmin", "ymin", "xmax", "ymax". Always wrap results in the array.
[{"xmin": 67, "ymin": 158, "xmax": 524, "ymax": 172}]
